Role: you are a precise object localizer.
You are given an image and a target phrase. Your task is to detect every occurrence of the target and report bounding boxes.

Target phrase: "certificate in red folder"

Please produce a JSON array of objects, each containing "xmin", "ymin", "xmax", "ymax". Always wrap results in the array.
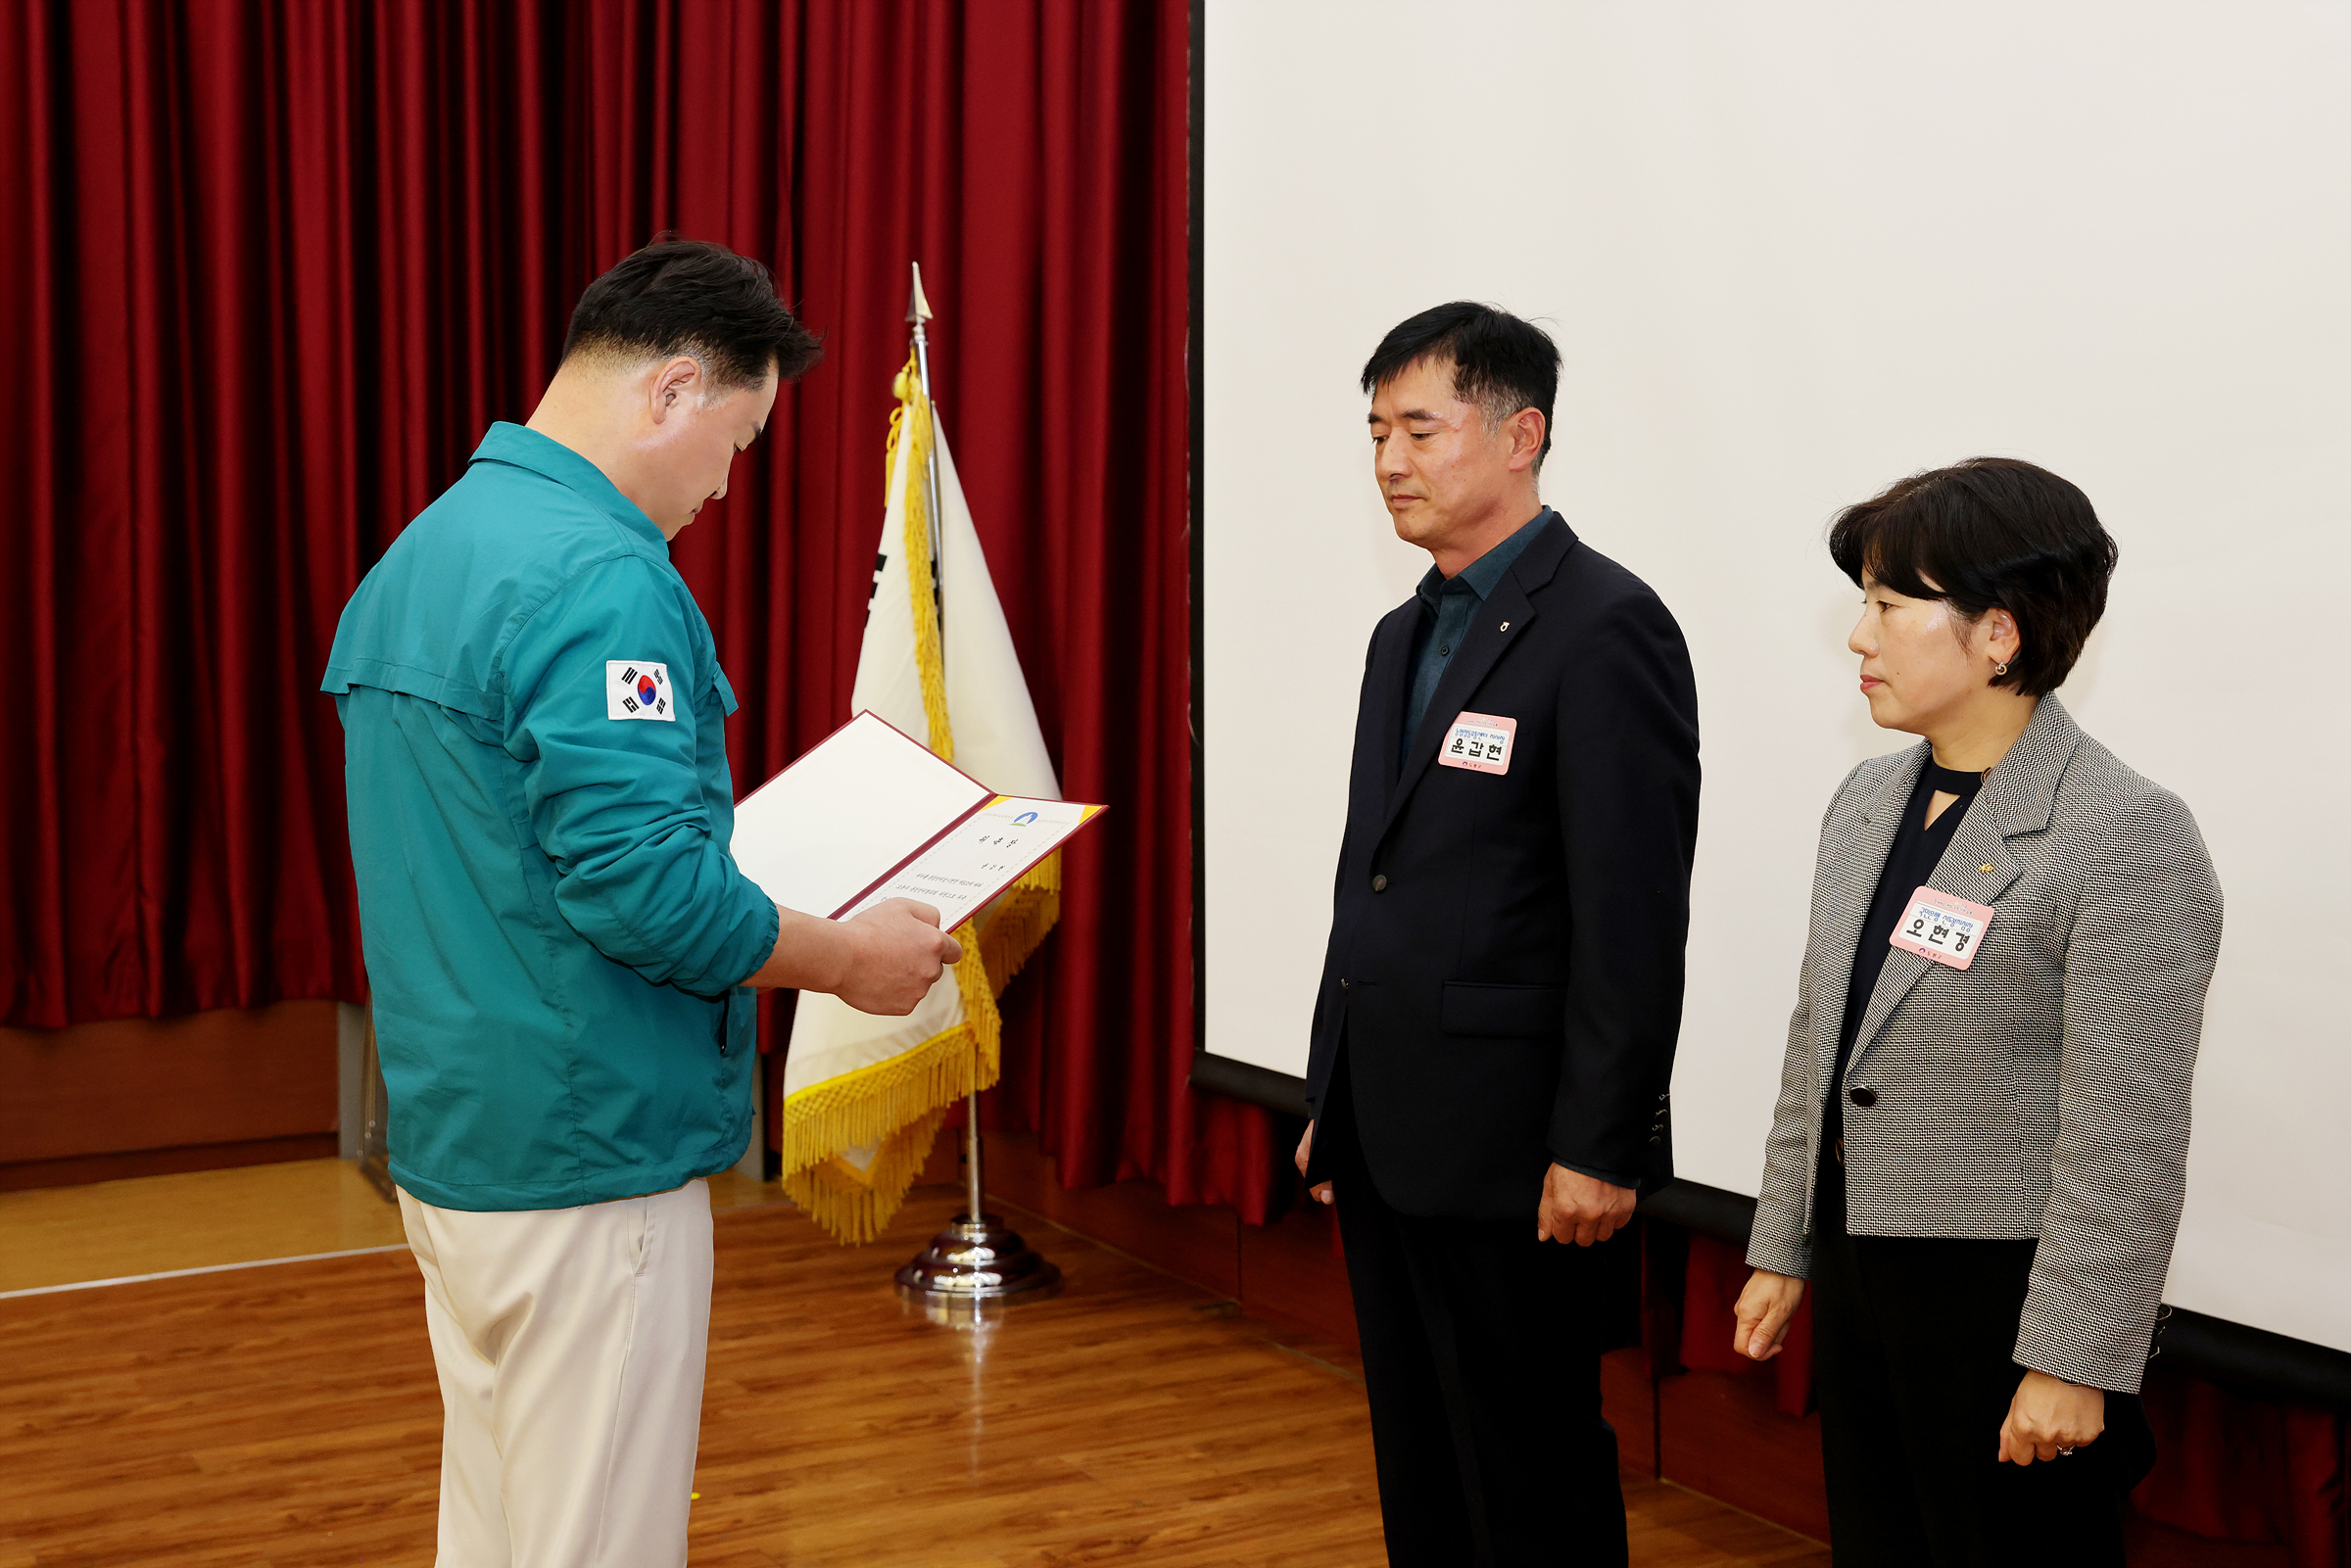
[{"xmin": 730, "ymin": 711, "xmax": 1104, "ymax": 931}]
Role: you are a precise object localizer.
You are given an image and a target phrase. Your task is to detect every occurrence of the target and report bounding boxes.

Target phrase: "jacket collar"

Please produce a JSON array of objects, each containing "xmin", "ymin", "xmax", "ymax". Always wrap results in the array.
[
  {"xmin": 1411, "ymin": 507, "xmax": 1550, "ymax": 614},
  {"xmin": 1375, "ymin": 514, "xmax": 1578, "ymax": 839},
  {"xmin": 468, "ymin": 422, "xmax": 668, "ymax": 549},
  {"xmin": 1840, "ymin": 694, "xmax": 2086, "ymax": 1076},
  {"xmin": 1853, "ymin": 691, "xmax": 2080, "ymax": 838},
  {"xmin": 1976, "ymin": 690, "xmax": 2081, "ymax": 839}
]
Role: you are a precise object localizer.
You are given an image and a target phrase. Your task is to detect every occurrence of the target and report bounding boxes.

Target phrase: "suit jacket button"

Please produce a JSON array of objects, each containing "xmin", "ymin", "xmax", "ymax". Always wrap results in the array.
[
  {"xmin": 1849, "ymin": 1085, "xmax": 1877, "ymax": 1108},
  {"xmin": 1371, "ymin": 874, "xmax": 1388, "ymax": 892},
  {"xmin": 1649, "ymin": 1134, "xmax": 1663, "ymax": 1146}
]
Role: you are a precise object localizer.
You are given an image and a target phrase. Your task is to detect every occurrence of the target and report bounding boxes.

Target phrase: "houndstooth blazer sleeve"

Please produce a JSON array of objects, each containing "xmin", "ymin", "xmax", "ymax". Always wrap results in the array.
[
  {"xmin": 2017, "ymin": 779, "xmax": 2223, "ymax": 1390},
  {"xmin": 1746, "ymin": 762, "xmax": 1871, "ymax": 1281}
]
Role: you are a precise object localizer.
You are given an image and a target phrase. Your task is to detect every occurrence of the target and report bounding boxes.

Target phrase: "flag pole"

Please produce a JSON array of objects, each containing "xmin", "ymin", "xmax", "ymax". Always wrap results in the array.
[
  {"xmin": 903, "ymin": 263, "xmax": 981, "ymax": 1234},
  {"xmin": 906, "ymin": 263, "xmax": 946, "ymax": 648},
  {"xmin": 893, "ymin": 261, "xmax": 1061, "ymax": 1321}
]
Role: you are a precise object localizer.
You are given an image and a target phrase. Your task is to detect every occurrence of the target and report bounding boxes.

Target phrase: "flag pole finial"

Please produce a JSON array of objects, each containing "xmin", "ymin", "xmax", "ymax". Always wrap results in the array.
[
  {"xmin": 905, "ymin": 261, "xmax": 934, "ymax": 327},
  {"xmin": 905, "ymin": 261, "xmax": 944, "ymax": 657}
]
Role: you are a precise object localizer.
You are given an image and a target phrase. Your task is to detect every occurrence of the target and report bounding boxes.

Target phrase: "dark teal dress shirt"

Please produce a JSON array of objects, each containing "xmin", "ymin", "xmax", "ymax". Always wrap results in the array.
[{"xmin": 1401, "ymin": 509, "xmax": 1554, "ymax": 767}]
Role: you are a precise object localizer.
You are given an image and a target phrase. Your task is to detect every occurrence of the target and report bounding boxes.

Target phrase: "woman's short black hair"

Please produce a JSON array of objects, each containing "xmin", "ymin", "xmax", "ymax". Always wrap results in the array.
[
  {"xmin": 1361, "ymin": 302, "xmax": 1559, "ymax": 467},
  {"xmin": 1828, "ymin": 457, "xmax": 2119, "ymax": 697},
  {"xmin": 560, "ymin": 235, "xmax": 822, "ymax": 390}
]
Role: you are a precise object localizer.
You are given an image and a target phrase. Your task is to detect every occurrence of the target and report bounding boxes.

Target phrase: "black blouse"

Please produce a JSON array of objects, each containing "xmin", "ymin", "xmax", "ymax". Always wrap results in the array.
[{"xmin": 1822, "ymin": 757, "xmax": 1987, "ymax": 1156}]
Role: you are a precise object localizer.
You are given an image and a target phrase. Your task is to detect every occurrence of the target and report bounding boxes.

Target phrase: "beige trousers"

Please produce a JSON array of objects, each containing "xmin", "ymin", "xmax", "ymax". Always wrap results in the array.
[{"xmin": 399, "ymin": 1179, "xmax": 715, "ymax": 1568}]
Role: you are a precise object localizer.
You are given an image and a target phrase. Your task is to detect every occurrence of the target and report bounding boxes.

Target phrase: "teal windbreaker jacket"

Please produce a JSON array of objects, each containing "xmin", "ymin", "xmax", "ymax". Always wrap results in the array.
[{"xmin": 322, "ymin": 423, "xmax": 779, "ymax": 1212}]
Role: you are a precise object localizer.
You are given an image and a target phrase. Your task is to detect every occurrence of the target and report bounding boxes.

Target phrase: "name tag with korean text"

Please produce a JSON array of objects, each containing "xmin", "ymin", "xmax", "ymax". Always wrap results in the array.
[
  {"xmin": 1891, "ymin": 886, "xmax": 1995, "ymax": 970},
  {"xmin": 1438, "ymin": 711, "xmax": 1516, "ymax": 775}
]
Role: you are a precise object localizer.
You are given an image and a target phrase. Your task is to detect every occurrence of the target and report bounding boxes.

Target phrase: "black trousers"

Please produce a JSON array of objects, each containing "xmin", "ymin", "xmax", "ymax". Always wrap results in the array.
[
  {"xmin": 1323, "ymin": 1055, "xmax": 1628, "ymax": 1568},
  {"xmin": 1810, "ymin": 1160, "xmax": 2155, "ymax": 1567}
]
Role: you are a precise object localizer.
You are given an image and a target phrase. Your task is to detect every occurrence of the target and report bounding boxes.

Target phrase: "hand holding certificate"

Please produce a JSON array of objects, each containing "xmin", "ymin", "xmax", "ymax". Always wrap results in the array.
[{"xmin": 731, "ymin": 712, "xmax": 1105, "ymax": 934}]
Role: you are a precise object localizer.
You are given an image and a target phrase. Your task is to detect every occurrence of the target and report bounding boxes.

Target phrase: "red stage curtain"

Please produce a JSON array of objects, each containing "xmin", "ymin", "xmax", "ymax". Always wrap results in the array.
[
  {"xmin": 2135, "ymin": 1365, "xmax": 2348, "ymax": 1568},
  {"xmin": 1, "ymin": 0, "xmax": 1278, "ymax": 1218}
]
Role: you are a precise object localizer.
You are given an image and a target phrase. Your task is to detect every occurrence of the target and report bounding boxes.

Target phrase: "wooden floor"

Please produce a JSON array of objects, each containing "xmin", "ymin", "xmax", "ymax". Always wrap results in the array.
[
  {"xmin": 0, "ymin": 1158, "xmax": 406, "ymax": 1294},
  {"xmin": 0, "ymin": 1168, "xmax": 1830, "ymax": 1567},
  {"xmin": 0, "ymin": 1158, "xmax": 783, "ymax": 1296}
]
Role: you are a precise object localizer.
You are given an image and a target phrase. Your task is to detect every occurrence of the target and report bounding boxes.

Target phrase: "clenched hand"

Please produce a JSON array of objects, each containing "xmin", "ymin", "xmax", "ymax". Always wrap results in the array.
[
  {"xmin": 1295, "ymin": 1119, "xmax": 1332, "ymax": 1206},
  {"xmin": 1732, "ymin": 1268, "xmax": 1806, "ymax": 1361},
  {"xmin": 832, "ymin": 899, "xmax": 962, "ymax": 1015},
  {"xmin": 742, "ymin": 898, "xmax": 961, "ymax": 1008},
  {"xmin": 1536, "ymin": 1164, "xmax": 1635, "ymax": 1246},
  {"xmin": 1999, "ymin": 1369, "xmax": 2104, "ymax": 1465}
]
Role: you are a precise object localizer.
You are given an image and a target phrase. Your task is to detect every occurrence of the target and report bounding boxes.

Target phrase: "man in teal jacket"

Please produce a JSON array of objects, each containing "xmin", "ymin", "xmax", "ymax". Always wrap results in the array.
[{"xmin": 324, "ymin": 239, "xmax": 957, "ymax": 1568}]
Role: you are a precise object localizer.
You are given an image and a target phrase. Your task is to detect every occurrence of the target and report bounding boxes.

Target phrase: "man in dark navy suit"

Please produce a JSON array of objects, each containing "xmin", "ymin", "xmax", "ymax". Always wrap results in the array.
[{"xmin": 1296, "ymin": 303, "xmax": 1701, "ymax": 1567}]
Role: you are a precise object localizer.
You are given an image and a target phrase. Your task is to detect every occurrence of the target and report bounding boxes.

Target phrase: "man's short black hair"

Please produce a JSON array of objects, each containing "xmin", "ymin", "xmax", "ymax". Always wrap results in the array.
[
  {"xmin": 1828, "ymin": 457, "xmax": 2119, "ymax": 697},
  {"xmin": 560, "ymin": 235, "xmax": 822, "ymax": 391},
  {"xmin": 1360, "ymin": 302, "xmax": 1560, "ymax": 467}
]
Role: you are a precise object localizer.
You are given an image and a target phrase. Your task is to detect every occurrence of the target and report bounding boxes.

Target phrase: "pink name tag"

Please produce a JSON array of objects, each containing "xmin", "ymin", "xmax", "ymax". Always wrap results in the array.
[
  {"xmin": 1438, "ymin": 711, "xmax": 1516, "ymax": 774},
  {"xmin": 1890, "ymin": 886, "xmax": 1995, "ymax": 970}
]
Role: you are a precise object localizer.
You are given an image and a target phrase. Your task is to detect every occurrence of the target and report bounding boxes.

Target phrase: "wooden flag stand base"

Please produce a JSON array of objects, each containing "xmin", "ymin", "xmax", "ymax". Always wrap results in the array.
[{"xmin": 893, "ymin": 1092, "xmax": 1062, "ymax": 1324}]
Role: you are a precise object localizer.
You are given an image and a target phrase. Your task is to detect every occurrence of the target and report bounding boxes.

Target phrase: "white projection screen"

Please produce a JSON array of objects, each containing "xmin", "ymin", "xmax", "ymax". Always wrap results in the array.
[{"xmin": 1197, "ymin": 0, "xmax": 2350, "ymax": 1355}]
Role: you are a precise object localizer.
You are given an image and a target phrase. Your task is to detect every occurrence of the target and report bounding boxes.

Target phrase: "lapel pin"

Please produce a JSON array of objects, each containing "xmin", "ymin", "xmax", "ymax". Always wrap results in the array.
[
  {"xmin": 1499, "ymin": 620, "xmax": 1511, "ymax": 632},
  {"xmin": 1980, "ymin": 865, "xmax": 1996, "ymax": 876}
]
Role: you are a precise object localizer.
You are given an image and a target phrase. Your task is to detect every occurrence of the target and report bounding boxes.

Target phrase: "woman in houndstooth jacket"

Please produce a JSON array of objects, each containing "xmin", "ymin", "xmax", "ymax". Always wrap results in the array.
[{"xmin": 1731, "ymin": 458, "xmax": 2224, "ymax": 1567}]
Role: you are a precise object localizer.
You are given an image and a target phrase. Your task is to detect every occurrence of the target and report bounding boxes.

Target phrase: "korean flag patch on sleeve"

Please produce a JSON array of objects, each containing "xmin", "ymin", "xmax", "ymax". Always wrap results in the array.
[{"xmin": 606, "ymin": 661, "xmax": 676, "ymax": 721}]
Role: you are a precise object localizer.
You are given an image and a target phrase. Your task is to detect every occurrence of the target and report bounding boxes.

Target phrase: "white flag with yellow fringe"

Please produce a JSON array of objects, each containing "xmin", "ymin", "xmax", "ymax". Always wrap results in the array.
[{"xmin": 779, "ymin": 349, "xmax": 1064, "ymax": 1242}]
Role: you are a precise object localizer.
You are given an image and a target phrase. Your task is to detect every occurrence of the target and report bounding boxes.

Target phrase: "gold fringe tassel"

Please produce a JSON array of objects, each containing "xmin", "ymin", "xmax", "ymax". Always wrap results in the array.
[
  {"xmin": 979, "ymin": 850, "xmax": 1062, "ymax": 990},
  {"xmin": 889, "ymin": 354, "xmax": 956, "ymax": 762},
  {"xmin": 778, "ymin": 924, "xmax": 999, "ymax": 1177},
  {"xmin": 778, "ymin": 925, "xmax": 1001, "ymax": 1244},
  {"xmin": 780, "ymin": 1109, "xmax": 945, "ymax": 1245}
]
